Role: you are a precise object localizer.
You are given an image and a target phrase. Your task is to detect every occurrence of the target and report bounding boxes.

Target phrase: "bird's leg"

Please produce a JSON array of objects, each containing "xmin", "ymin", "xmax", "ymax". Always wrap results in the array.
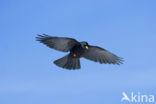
[{"xmin": 73, "ymin": 53, "xmax": 77, "ymax": 57}]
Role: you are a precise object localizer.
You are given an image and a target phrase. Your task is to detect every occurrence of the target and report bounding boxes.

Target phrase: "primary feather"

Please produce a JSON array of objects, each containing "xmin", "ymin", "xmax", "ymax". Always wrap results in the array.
[
  {"xmin": 83, "ymin": 46, "xmax": 123, "ymax": 65},
  {"xmin": 36, "ymin": 34, "xmax": 79, "ymax": 52}
]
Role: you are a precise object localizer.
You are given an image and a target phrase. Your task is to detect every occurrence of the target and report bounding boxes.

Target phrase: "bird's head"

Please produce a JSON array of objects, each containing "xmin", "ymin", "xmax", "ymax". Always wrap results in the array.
[{"xmin": 80, "ymin": 41, "xmax": 89, "ymax": 50}]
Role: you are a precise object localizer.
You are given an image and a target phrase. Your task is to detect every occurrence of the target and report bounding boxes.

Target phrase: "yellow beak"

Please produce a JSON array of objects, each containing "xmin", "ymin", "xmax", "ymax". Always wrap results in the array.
[{"xmin": 85, "ymin": 46, "xmax": 88, "ymax": 49}]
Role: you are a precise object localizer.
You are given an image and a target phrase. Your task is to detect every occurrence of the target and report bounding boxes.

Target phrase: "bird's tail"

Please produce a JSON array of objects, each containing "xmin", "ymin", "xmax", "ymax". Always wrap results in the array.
[{"xmin": 54, "ymin": 54, "xmax": 80, "ymax": 70}]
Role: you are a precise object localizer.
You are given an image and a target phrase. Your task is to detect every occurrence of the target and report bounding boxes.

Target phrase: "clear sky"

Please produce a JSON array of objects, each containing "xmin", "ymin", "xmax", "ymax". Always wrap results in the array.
[{"xmin": 0, "ymin": 0, "xmax": 156, "ymax": 104}]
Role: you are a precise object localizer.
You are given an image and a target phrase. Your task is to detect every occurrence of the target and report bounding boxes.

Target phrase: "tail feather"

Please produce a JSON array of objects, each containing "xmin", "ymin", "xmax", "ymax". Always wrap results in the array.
[
  {"xmin": 68, "ymin": 58, "xmax": 74, "ymax": 69},
  {"xmin": 73, "ymin": 58, "xmax": 77, "ymax": 69},
  {"xmin": 70, "ymin": 58, "xmax": 74, "ymax": 69},
  {"xmin": 75, "ymin": 58, "xmax": 80, "ymax": 69},
  {"xmin": 54, "ymin": 54, "xmax": 80, "ymax": 70}
]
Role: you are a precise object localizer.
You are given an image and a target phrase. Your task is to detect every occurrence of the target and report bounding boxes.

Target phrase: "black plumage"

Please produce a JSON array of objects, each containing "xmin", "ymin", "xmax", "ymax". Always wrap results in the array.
[{"xmin": 36, "ymin": 34, "xmax": 123, "ymax": 70}]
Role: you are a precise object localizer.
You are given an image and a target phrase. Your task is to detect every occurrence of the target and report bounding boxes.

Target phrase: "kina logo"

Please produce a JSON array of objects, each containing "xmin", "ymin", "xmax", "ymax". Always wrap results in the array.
[{"xmin": 121, "ymin": 92, "xmax": 154, "ymax": 103}]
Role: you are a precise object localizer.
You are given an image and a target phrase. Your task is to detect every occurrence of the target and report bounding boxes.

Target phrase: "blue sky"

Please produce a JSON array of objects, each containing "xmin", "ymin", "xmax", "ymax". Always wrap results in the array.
[{"xmin": 0, "ymin": 0, "xmax": 156, "ymax": 104}]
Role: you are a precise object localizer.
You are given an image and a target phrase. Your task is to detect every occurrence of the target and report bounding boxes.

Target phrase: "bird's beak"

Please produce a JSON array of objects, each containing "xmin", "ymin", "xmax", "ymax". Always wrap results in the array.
[{"xmin": 85, "ymin": 46, "xmax": 88, "ymax": 49}]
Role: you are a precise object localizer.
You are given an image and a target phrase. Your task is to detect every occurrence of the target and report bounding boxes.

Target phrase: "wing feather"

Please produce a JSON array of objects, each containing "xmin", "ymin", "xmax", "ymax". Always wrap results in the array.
[
  {"xmin": 83, "ymin": 46, "xmax": 123, "ymax": 65},
  {"xmin": 36, "ymin": 34, "xmax": 79, "ymax": 52}
]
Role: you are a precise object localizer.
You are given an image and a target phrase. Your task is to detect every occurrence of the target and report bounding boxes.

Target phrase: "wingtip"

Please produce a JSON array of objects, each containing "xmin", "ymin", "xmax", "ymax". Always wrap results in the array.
[
  {"xmin": 116, "ymin": 57, "xmax": 124, "ymax": 65},
  {"xmin": 36, "ymin": 34, "xmax": 50, "ymax": 41}
]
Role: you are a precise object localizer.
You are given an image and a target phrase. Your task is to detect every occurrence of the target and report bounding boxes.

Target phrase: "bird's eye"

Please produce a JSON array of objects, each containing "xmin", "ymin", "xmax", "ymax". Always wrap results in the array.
[{"xmin": 85, "ymin": 46, "xmax": 88, "ymax": 49}]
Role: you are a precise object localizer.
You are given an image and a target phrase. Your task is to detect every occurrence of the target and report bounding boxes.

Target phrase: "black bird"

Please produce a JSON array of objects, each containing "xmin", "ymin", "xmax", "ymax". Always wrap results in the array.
[{"xmin": 36, "ymin": 34, "xmax": 123, "ymax": 70}]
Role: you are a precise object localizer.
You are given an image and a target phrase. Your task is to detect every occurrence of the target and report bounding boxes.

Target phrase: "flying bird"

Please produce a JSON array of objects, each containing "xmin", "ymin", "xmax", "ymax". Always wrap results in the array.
[{"xmin": 36, "ymin": 34, "xmax": 123, "ymax": 70}]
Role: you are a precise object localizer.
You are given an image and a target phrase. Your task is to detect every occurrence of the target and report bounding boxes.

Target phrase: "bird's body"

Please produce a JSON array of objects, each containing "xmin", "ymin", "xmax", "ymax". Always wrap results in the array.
[
  {"xmin": 70, "ymin": 42, "xmax": 88, "ymax": 58},
  {"xmin": 70, "ymin": 44, "xmax": 84, "ymax": 58},
  {"xmin": 36, "ymin": 34, "xmax": 123, "ymax": 70}
]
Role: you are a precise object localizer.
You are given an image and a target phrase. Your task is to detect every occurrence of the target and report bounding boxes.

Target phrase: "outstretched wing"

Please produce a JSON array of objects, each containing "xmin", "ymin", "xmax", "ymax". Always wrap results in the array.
[
  {"xmin": 83, "ymin": 46, "xmax": 123, "ymax": 65},
  {"xmin": 36, "ymin": 34, "xmax": 79, "ymax": 52}
]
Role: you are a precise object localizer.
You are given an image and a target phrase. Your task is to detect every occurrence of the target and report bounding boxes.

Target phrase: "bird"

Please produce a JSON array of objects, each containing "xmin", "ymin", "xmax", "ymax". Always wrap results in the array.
[{"xmin": 36, "ymin": 34, "xmax": 123, "ymax": 70}]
